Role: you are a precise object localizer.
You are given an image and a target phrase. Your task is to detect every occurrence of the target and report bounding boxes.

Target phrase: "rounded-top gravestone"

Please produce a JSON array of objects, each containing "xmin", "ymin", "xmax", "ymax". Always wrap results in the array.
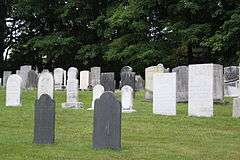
[
  {"xmin": 6, "ymin": 74, "xmax": 22, "ymax": 106},
  {"xmin": 37, "ymin": 72, "xmax": 54, "ymax": 99}
]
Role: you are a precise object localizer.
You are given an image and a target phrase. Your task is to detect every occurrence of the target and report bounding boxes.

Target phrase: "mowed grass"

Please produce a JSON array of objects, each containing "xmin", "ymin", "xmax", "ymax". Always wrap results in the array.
[{"xmin": 0, "ymin": 88, "xmax": 239, "ymax": 160}]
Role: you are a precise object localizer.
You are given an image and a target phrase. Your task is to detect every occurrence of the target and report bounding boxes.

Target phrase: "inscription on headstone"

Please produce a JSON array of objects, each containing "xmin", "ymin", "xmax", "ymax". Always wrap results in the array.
[{"xmin": 90, "ymin": 67, "xmax": 101, "ymax": 88}]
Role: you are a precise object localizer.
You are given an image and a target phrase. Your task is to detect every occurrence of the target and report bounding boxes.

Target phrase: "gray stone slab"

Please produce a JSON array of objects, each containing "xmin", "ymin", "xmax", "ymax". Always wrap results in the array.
[
  {"xmin": 90, "ymin": 67, "xmax": 101, "ymax": 88},
  {"xmin": 213, "ymin": 64, "xmax": 224, "ymax": 102},
  {"xmin": 100, "ymin": 73, "xmax": 115, "ymax": 92},
  {"xmin": 93, "ymin": 92, "xmax": 121, "ymax": 149},
  {"xmin": 26, "ymin": 70, "xmax": 38, "ymax": 89},
  {"xmin": 34, "ymin": 94, "xmax": 55, "ymax": 144},
  {"xmin": 120, "ymin": 66, "xmax": 133, "ymax": 73},
  {"xmin": 224, "ymin": 66, "xmax": 239, "ymax": 82},
  {"xmin": 233, "ymin": 98, "xmax": 240, "ymax": 118},
  {"xmin": 135, "ymin": 75, "xmax": 144, "ymax": 91},
  {"xmin": 19, "ymin": 65, "xmax": 32, "ymax": 88},
  {"xmin": 120, "ymin": 72, "xmax": 135, "ymax": 90}
]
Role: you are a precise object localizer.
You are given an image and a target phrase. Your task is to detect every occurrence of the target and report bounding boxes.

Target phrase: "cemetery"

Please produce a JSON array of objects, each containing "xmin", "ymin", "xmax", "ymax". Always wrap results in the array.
[{"xmin": 0, "ymin": 1, "xmax": 240, "ymax": 159}]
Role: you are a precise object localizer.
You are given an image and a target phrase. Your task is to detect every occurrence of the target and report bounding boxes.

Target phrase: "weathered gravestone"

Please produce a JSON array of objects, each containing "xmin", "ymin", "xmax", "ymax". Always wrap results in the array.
[
  {"xmin": 233, "ymin": 98, "xmax": 240, "ymax": 118},
  {"xmin": 120, "ymin": 71, "xmax": 135, "ymax": 91},
  {"xmin": 100, "ymin": 73, "xmax": 115, "ymax": 92},
  {"xmin": 213, "ymin": 64, "xmax": 224, "ymax": 102},
  {"xmin": 153, "ymin": 73, "xmax": 176, "ymax": 115},
  {"xmin": 67, "ymin": 67, "xmax": 78, "ymax": 80},
  {"xmin": 224, "ymin": 66, "xmax": 239, "ymax": 82},
  {"xmin": 90, "ymin": 67, "xmax": 101, "ymax": 88},
  {"xmin": 145, "ymin": 65, "xmax": 165, "ymax": 100},
  {"xmin": 121, "ymin": 66, "xmax": 133, "ymax": 73},
  {"xmin": 121, "ymin": 85, "xmax": 135, "ymax": 113},
  {"xmin": 135, "ymin": 75, "xmax": 144, "ymax": 91},
  {"xmin": 19, "ymin": 65, "xmax": 32, "ymax": 88},
  {"xmin": 6, "ymin": 74, "xmax": 22, "ymax": 106},
  {"xmin": 3, "ymin": 71, "xmax": 12, "ymax": 86},
  {"xmin": 93, "ymin": 92, "xmax": 121, "ymax": 149},
  {"xmin": 62, "ymin": 79, "xmax": 83, "ymax": 109},
  {"xmin": 54, "ymin": 68, "xmax": 64, "ymax": 90},
  {"xmin": 16, "ymin": 70, "xmax": 20, "ymax": 75},
  {"xmin": 37, "ymin": 72, "xmax": 54, "ymax": 99},
  {"xmin": 88, "ymin": 84, "xmax": 104, "ymax": 110},
  {"xmin": 34, "ymin": 94, "xmax": 55, "ymax": 144},
  {"xmin": 80, "ymin": 71, "xmax": 90, "ymax": 90},
  {"xmin": 26, "ymin": 70, "xmax": 38, "ymax": 89},
  {"xmin": 172, "ymin": 66, "xmax": 188, "ymax": 102},
  {"xmin": 188, "ymin": 64, "xmax": 216, "ymax": 117}
]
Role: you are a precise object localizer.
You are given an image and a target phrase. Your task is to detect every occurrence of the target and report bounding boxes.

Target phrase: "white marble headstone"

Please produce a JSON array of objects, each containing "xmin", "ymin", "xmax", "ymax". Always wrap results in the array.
[
  {"xmin": 6, "ymin": 74, "xmax": 22, "ymax": 106},
  {"xmin": 88, "ymin": 84, "xmax": 104, "ymax": 110},
  {"xmin": 37, "ymin": 72, "xmax": 54, "ymax": 99},
  {"xmin": 67, "ymin": 67, "xmax": 78, "ymax": 80},
  {"xmin": 188, "ymin": 64, "xmax": 214, "ymax": 117},
  {"xmin": 121, "ymin": 85, "xmax": 135, "ymax": 113},
  {"xmin": 153, "ymin": 73, "xmax": 176, "ymax": 115},
  {"xmin": 80, "ymin": 71, "xmax": 89, "ymax": 90},
  {"xmin": 54, "ymin": 68, "xmax": 64, "ymax": 90}
]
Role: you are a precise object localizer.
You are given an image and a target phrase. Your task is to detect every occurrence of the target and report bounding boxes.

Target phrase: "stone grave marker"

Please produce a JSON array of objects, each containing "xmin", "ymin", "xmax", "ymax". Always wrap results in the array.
[
  {"xmin": 153, "ymin": 73, "xmax": 176, "ymax": 115},
  {"xmin": 121, "ymin": 85, "xmax": 135, "ymax": 113},
  {"xmin": 233, "ymin": 98, "xmax": 240, "ymax": 118},
  {"xmin": 67, "ymin": 67, "xmax": 78, "ymax": 80},
  {"xmin": 80, "ymin": 71, "xmax": 90, "ymax": 90},
  {"xmin": 90, "ymin": 67, "xmax": 101, "ymax": 88},
  {"xmin": 6, "ymin": 74, "xmax": 22, "ymax": 106},
  {"xmin": 224, "ymin": 66, "xmax": 239, "ymax": 82},
  {"xmin": 19, "ymin": 65, "xmax": 32, "ymax": 88},
  {"xmin": 100, "ymin": 73, "xmax": 115, "ymax": 92},
  {"xmin": 88, "ymin": 84, "xmax": 104, "ymax": 110},
  {"xmin": 120, "ymin": 71, "xmax": 135, "ymax": 91},
  {"xmin": 37, "ymin": 72, "xmax": 54, "ymax": 99},
  {"xmin": 26, "ymin": 70, "xmax": 38, "ymax": 89},
  {"xmin": 135, "ymin": 75, "xmax": 144, "ymax": 91},
  {"xmin": 213, "ymin": 64, "xmax": 224, "ymax": 102},
  {"xmin": 34, "ymin": 94, "xmax": 55, "ymax": 144},
  {"xmin": 54, "ymin": 68, "xmax": 64, "ymax": 90},
  {"xmin": 3, "ymin": 71, "xmax": 12, "ymax": 86},
  {"xmin": 93, "ymin": 92, "xmax": 121, "ymax": 149}
]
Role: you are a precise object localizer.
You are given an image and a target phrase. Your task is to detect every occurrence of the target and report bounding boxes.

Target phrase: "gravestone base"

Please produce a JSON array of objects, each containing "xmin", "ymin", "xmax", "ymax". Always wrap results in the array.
[
  {"xmin": 62, "ymin": 102, "xmax": 84, "ymax": 109},
  {"xmin": 122, "ymin": 109, "xmax": 136, "ymax": 113},
  {"xmin": 233, "ymin": 98, "xmax": 240, "ymax": 118}
]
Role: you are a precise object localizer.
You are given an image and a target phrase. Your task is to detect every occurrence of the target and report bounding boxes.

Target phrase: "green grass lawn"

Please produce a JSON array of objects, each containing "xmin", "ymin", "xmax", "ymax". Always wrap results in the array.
[{"xmin": 0, "ymin": 89, "xmax": 239, "ymax": 160}]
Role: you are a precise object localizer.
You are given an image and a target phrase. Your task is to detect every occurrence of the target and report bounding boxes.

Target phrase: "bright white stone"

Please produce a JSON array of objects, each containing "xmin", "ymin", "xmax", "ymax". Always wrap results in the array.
[
  {"xmin": 188, "ymin": 64, "xmax": 214, "ymax": 117},
  {"xmin": 88, "ymin": 84, "xmax": 104, "ymax": 110},
  {"xmin": 37, "ymin": 72, "xmax": 54, "ymax": 99},
  {"xmin": 121, "ymin": 85, "xmax": 135, "ymax": 113},
  {"xmin": 80, "ymin": 71, "xmax": 89, "ymax": 90},
  {"xmin": 67, "ymin": 67, "xmax": 78, "ymax": 80},
  {"xmin": 54, "ymin": 68, "xmax": 64, "ymax": 90},
  {"xmin": 6, "ymin": 74, "xmax": 22, "ymax": 106},
  {"xmin": 153, "ymin": 73, "xmax": 176, "ymax": 115}
]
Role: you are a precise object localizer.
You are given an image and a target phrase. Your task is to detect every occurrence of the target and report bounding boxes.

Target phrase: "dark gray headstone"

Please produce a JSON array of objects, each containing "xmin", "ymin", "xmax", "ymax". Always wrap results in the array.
[
  {"xmin": 34, "ymin": 94, "xmax": 55, "ymax": 144},
  {"xmin": 120, "ymin": 66, "xmax": 133, "ymax": 73},
  {"xmin": 172, "ymin": 66, "xmax": 188, "ymax": 102},
  {"xmin": 120, "ymin": 72, "xmax": 135, "ymax": 90},
  {"xmin": 26, "ymin": 70, "xmax": 38, "ymax": 89},
  {"xmin": 224, "ymin": 66, "xmax": 239, "ymax": 82},
  {"xmin": 100, "ymin": 73, "xmax": 115, "ymax": 92},
  {"xmin": 93, "ymin": 92, "xmax": 121, "ymax": 149},
  {"xmin": 135, "ymin": 75, "xmax": 144, "ymax": 91}
]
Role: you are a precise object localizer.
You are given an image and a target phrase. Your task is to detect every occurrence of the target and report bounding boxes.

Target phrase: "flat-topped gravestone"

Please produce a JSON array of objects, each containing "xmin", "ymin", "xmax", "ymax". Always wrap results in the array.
[
  {"xmin": 34, "ymin": 94, "xmax": 55, "ymax": 144},
  {"xmin": 26, "ymin": 70, "xmax": 38, "ymax": 89},
  {"xmin": 213, "ymin": 64, "xmax": 224, "ymax": 102},
  {"xmin": 6, "ymin": 74, "xmax": 22, "ymax": 106},
  {"xmin": 19, "ymin": 65, "xmax": 32, "ymax": 88},
  {"xmin": 121, "ymin": 66, "xmax": 133, "ymax": 73},
  {"xmin": 120, "ymin": 71, "xmax": 135, "ymax": 90},
  {"xmin": 67, "ymin": 67, "xmax": 78, "ymax": 80},
  {"xmin": 188, "ymin": 64, "xmax": 214, "ymax": 117},
  {"xmin": 224, "ymin": 81, "xmax": 239, "ymax": 97},
  {"xmin": 135, "ymin": 75, "xmax": 144, "ymax": 91},
  {"xmin": 93, "ymin": 92, "xmax": 121, "ymax": 149},
  {"xmin": 54, "ymin": 68, "xmax": 64, "ymax": 90},
  {"xmin": 233, "ymin": 98, "xmax": 240, "ymax": 118},
  {"xmin": 153, "ymin": 73, "xmax": 176, "ymax": 115},
  {"xmin": 62, "ymin": 79, "xmax": 83, "ymax": 109},
  {"xmin": 80, "ymin": 71, "xmax": 89, "ymax": 90},
  {"xmin": 224, "ymin": 66, "xmax": 239, "ymax": 82},
  {"xmin": 90, "ymin": 67, "xmax": 101, "ymax": 88},
  {"xmin": 145, "ymin": 65, "xmax": 165, "ymax": 100},
  {"xmin": 88, "ymin": 84, "xmax": 104, "ymax": 110},
  {"xmin": 37, "ymin": 72, "xmax": 54, "ymax": 99},
  {"xmin": 172, "ymin": 66, "xmax": 188, "ymax": 102},
  {"xmin": 121, "ymin": 85, "xmax": 135, "ymax": 113},
  {"xmin": 100, "ymin": 73, "xmax": 115, "ymax": 92},
  {"xmin": 3, "ymin": 71, "xmax": 12, "ymax": 86}
]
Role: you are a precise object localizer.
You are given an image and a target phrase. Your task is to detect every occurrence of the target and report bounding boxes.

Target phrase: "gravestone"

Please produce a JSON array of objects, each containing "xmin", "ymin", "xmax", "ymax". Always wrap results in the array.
[
  {"xmin": 62, "ymin": 79, "xmax": 83, "ymax": 109},
  {"xmin": 19, "ymin": 65, "xmax": 32, "ymax": 88},
  {"xmin": 188, "ymin": 64, "xmax": 214, "ymax": 117},
  {"xmin": 153, "ymin": 73, "xmax": 176, "ymax": 115},
  {"xmin": 16, "ymin": 70, "xmax": 20, "ymax": 75},
  {"xmin": 120, "ymin": 71, "xmax": 135, "ymax": 90},
  {"xmin": 93, "ymin": 92, "xmax": 121, "ymax": 149},
  {"xmin": 80, "ymin": 71, "xmax": 89, "ymax": 90},
  {"xmin": 37, "ymin": 72, "xmax": 54, "ymax": 99},
  {"xmin": 135, "ymin": 75, "xmax": 144, "ymax": 91},
  {"xmin": 121, "ymin": 66, "xmax": 133, "ymax": 73},
  {"xmin": 233, "ymin": 98, "xmax": 240, "ymax": 118},
  {"xmin": 54, "ymin": 68, "xmax": 64, "ymax": 90},
  {"xmin": 34, "ymin": 94, "xmax": 55, "ymax": 144},
  {"xmin": 213, "ymin": 64, "xmax": 224, "ymax": 102},
  {"xmin": 6, "ymin": 74, "xmax": 22, "ymax": 106},
  {"xmin": 172, "ymin": 66, "xmax": 188, "ymax": 102},
  {"xmin": 3, "ymin": 71, "xmax": 12, "ymax": 86},
  {"xmin": 67, "ymin": 67, "xmax": 78, "ymax": 80},
  {"xmin": 90, "ymin": 67, "xmax": 101, "ymax": 88},
  {"xmin": 100, "ymin": 73, "xmax": 115, "ymax": 92},
  {"xmin": 121, "ymin": 85, "xmax": 135, "ymax": 113},
  {"xmin": 224, "ymin": 66, "xmax": 239, "ymax": 82},
  {"xmin": 224, "ymin": 81, "xmax": 239, "ymax": 97},
  {"xmin": 145, "ymin": 65, "xmax": 165, "ymax": 100},
  {"xmin": 88, "ymin": 84, "xmax": 104, "ymax": 110},
  {"xmin": 63, "ymin": 70, "xmax": 67, "ymax": 87},
  {"xmin": 26, "ymin": 70, "xmax": 38, "ymax": 89}
]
